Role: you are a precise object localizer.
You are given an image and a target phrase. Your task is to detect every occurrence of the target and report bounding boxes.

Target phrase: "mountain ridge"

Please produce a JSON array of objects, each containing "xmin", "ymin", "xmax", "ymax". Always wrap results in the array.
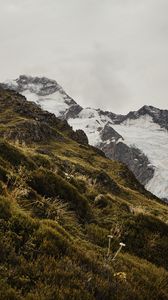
[
  {"xmin": 2, "ymin": 75, "xmax": 167, "ymax": 127},
  {"xmin": 2, "ymin": 75, "xmax": 168, "ymax": 201},
  {"xmin": 0, "ymin": 86, "xmax": 168, "ymax": 299}
]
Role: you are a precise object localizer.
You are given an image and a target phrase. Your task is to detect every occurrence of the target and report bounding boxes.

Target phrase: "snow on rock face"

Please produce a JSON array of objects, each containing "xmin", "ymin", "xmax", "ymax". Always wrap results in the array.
[
  {"xmin": 5, "ymin": 75, "xmax": 60, "ymax": 95},
  {"xmin": 124, "ymin": 105, "xmax": 168, "ymax": 130},
  {"xmin": 69, "ymin": 108, "xmax": 113, "ymax": 145},
  {"xmin": 2, "ymin": 75, "xmax": 168, "ymax": 201},
  {"xmin": 69, "ymin": 111, "xmax": 168, "ymax": 200},
  {"xmin": 2, "ymin": 75, "xmax": 78, "ymax": 118},
  {"xmin": 21, "ymin": 90, "xmax": 70, "ymax": 118},
  {"xmin": 69, "ymin": 112, "xmax": 156, "ymax": 189},
  {"xmin": 112, "ymin": 115, "xmax": 168, "ymax": 200}
]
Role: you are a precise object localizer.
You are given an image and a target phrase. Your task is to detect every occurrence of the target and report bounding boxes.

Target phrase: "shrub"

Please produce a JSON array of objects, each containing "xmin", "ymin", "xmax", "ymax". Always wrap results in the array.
[
  {"xmin": 10, "ymin": 213, "xmax": 38, "ymax": 251},
  {"xmin": 94, "ymin": 194, "xmax": 109, "ymax": 208},
  {"xmin": 32, "ymin": 225, "xmax": 70, "ymax": 257},
  {"xmin": 0, "ymin": 196, "xmax": 12, "ymax": 220},
  {"xmin": 0, "ymin": 280, "xmax": 21, "ymax": 300},
  {"xmin": 68, "ymin": 177, "xmax": 86, "ymax": 193},
  {"xmin": 123, "ymin": 214, "xmax": 168, "ymax": 269},
  {"xmin": 86, "ymin": 223, "xmax": 109, "ymax": 247},
  {"xmin": 32, "ymin": 153, "xmax": 52, "ymax": 169},
  {"xmin": 0, "ymin": 165, "xmax": 8, "ymax": 182},
  {"xmin": 0, "ymin": 141, "xmax": 35, "ymax": 169},
  {"xmin": 0, "ymin": 180, "xmax": 6, "ymax": 195},
  {"xmin": 95, "ymin": 171, "xmax": 120, "ymax": 194},
  {"xmin": 30, "ymin": 168, "xmax": 91, "ymax": 220}
]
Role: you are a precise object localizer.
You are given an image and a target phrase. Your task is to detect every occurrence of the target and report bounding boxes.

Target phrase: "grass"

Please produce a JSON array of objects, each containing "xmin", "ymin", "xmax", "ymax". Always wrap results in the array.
[{"xmin": 0, "ymin": 87, "xmax": 168, "ymax": 299}]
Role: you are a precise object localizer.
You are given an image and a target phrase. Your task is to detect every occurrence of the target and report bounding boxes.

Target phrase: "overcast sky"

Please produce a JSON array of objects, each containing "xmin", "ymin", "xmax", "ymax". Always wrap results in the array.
[{"xmin": 0, "ymin": 0, "xmax": 168, "ymax": 113}]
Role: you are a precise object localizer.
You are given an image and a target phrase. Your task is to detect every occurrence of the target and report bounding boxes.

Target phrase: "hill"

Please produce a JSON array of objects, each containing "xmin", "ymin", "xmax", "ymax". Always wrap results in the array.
[
  {"xmin": 2, "ymin": 75, "xmax": 168, "ymax": 201},
  {"xmin": 0, "ymin": 87, "xmax": 168, "ymax": 299}
]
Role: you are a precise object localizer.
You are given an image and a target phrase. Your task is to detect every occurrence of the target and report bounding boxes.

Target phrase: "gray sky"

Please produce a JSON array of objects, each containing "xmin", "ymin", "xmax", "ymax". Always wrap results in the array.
[{"xmin": 0, "ymin": 0, "xmax": 168, "ymax": 113}]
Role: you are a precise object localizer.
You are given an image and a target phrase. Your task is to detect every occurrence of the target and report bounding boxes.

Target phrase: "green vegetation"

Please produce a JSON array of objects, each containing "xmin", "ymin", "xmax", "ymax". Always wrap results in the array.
[
  {"xmin": 0, "ymin": 88, "xmax": 168, "ymax": 299},
  {"xmin": 30, "ymin": 168, "xmax": 91, "ymax": 220}
]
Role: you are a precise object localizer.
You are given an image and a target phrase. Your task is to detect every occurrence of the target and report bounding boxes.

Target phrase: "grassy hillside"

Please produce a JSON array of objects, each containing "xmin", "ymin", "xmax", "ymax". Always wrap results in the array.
[{"xmin": 0, "ymin": 88, "xmax": 168, "ymax": 300}]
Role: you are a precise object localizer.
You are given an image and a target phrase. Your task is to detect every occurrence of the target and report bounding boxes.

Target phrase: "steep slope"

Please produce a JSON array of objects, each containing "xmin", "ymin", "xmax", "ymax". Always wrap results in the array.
[
  {"xmin": 0, "ymin": 87, "xmax": 168, "ymax": 300},
  {"xmin": 68, "ymin": 107, "xmax": 168, "ymax": 201},
  {"xmin": 2, "ymin": 75, "xmax": 168, "ymax": 201},
  {"xmin": 111, "ymin": 115, "xmax": 168, "ymax": 201},
  {"xmin": 1, "ymin": 75, "xmax": 82, "ymax": 119}
]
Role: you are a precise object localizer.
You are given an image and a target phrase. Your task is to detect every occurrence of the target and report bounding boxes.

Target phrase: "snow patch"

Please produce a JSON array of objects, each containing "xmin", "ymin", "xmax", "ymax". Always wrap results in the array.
[
  {"xmin": 112, "ymin": 115, "xmax": 168, "ymax": 199},
  {"xmin": 69, "ymin": 108, "xmax": 112, "ymax": 146},
  {"xmin": 22, "ymin": 90, "xmax": 70, "ymax": 117}
]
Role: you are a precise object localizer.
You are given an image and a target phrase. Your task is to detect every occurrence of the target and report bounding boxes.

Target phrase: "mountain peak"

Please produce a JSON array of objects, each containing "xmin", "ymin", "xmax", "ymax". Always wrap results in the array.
[
  {"xmin": 1, "ymin": 75, "xmax": 168, "ymax": 200},
  {"xmin": 126, "ymin": 105, "xmax": 161, "ymax": 119},
  {"xmin": 123, "ymin": 104, "xmax": 168, "ymax": 131},
  {"xmin": 5, "ymin": 75, "xmax": 60, "ymax": 96},
  {"xmin": 138, "ymin": 104, "xmax": 161, "ymax": 115},
  {"xmin": 0, "ymin": 85, "xmax": 168, "ymax": 299},
  {"xmin": 1, "ymin": 75, "xmax": 81, "ymax": 119}
]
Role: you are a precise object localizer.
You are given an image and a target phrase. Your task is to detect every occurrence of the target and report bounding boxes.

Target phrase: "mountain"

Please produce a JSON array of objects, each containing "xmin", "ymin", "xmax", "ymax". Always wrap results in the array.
[
  {"xmin": 0, "ymin": 86, "xmax": 168, "ymax": 299},
  {"xmin": 2, "ymin": 75, "xmax": 168, "ymax": 201},
  {"xmin": 1, "ymin": 75, "xmax": 82, "ymax": 119}
]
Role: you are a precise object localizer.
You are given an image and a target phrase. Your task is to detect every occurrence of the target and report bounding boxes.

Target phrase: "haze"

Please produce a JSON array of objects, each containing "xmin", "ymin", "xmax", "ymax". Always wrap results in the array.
[{"xmin": 0, "ymin": 0, "xmax": 168, "ymax": 113}]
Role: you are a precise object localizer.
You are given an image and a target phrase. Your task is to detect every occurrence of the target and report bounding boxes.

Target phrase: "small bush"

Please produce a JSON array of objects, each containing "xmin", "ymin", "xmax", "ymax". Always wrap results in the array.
[
  {"xmin": 0, "ymin": 280, "xmax": 21, "ymax": 300},
  {"xmin": 0, "ymin": 165, "xmax": 8, "ymax": 182},
  {"xmin": 0, "ymin": 141, "xmax": 35, "ymax": 169},
  {"xmin": 32, "ymin": 225, "xmax": 70, "ymax": 257},
  {"xmin": 68, "ymin": 177, "xmax": 86, "ymax": 193},
  {"xmin": 30, "ymin": 168, "xmax": 91, "ymax": 220},
  {"xmin": 32, "ymin": 153, "xmax": 52, "ymax": 169},
  {"xmin": 86, "ymin": 223, "xmax": 109, "ymax": 247},
  {"xmin": 95, "ymin": 171, "xmax": 120, "ymax": 194},
  {"xmin": 123, "ymin": 214, "xmax": 168, "ymax": 269},
  {"xmin": 94, "ymin": 194, "xmax": 109, "ymax": 208},
  {"xmin": 0, "ymin": 196, "xmax": 12, "ymax": 220},
  {"xmin": 0, "ymin": 180, "xmax": 6, "ymax": 195},
  {"xmin": 10, "ymin": 213, "xmax": 38, "ymax": 251}
]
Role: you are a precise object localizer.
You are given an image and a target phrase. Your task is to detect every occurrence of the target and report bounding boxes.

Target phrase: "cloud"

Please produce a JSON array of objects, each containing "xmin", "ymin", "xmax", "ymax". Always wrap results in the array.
[{"xmin": 0, "ymin": 0, "xmax": 168, "ymax": 113}]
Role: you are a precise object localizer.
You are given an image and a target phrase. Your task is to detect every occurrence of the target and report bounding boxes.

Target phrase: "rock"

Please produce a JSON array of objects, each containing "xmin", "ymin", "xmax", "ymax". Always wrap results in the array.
[
  {"xmin": 95, "ymin": 171, "xmax": 120, "ymax": 194},
  {"xmin": 122, "ymin": 105, "xmax": 168, "ymax": 130},
  {"xmin": 2, "ymin": 76, "xmax": 168, "ymax": 200},
  {"xmin": 64, "ymin": 104, "xmax": 83, "ymax": 119},
  {"xmin": 90, "ymin": 146, "xmax": 106, "ymax": 157},
  {"xmin": 101, "ymin": 141, "xmax": 155, "ymax": 186},
  {"xmin": 13, "ymin": 75, "xmax": 60, "ymax": 96},
  {"xmin": 100, "ymin": 123, "xmax": 123, "ymax": 142},
  {"xmin": 4, "ymin": 120, "xmax": 64, "ymax": 144},
  {"xmin": 69, "ymin": 129, "xmax": 89, "ymax": 145}
]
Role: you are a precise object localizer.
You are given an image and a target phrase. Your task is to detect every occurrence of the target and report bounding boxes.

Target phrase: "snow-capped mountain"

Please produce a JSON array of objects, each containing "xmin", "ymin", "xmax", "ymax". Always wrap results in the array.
[
  {"xmin": 2, "ymin": 75, "xmax": 168, "ymax": 201},
  {"xmin": 1, "ymin": 75, "xmax": 82, "ymax": 119}
]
